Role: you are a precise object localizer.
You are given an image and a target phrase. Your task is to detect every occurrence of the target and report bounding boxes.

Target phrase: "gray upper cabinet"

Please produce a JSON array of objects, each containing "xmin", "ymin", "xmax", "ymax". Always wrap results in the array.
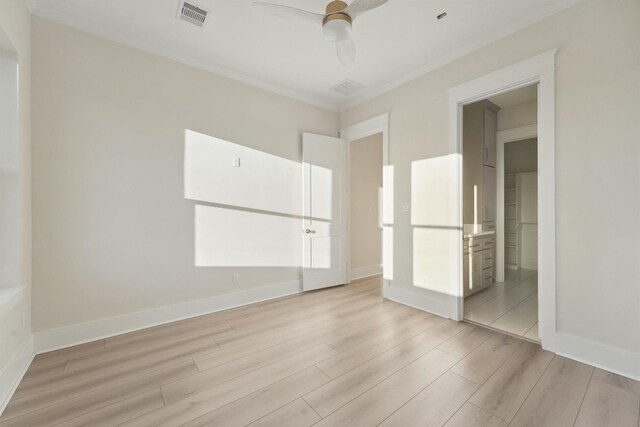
[
  {"xmin": 463, "ymin": 100, "xmax": 500, "ymax": 224},
  {"xmin": 483, "ymin": 109, "xmax": 497, "ymax": 167}
]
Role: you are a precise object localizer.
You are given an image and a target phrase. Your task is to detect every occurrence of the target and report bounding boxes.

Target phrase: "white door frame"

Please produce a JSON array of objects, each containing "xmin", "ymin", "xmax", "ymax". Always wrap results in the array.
[
  {"xmin": 448, "ymin": 50, "xmax": 556, "ymax": 351},
  {"xmin": 496, "ymin": 124, "xmax": 538, "ymax": 282},
  {"xmin": 339, "ymin": 113, "xmax": 390, "ymax": 284}
]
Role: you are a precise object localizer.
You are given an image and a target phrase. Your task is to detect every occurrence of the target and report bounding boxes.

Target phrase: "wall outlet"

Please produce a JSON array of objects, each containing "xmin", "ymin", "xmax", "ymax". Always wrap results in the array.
[{"xmin": 232, "ymin": 273, "xmax": 240, "ymax": 284}]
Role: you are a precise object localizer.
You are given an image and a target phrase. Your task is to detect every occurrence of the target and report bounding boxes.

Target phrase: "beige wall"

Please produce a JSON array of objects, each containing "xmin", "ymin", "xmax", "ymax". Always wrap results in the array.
[
  {"xmin": 31, "ymin": 17, "xmax": 338, "ymax": 332},
  {"xmin": 349, "ymin": 133, "xmax": 383, "ymax": 273},
  {"xmin": 497, "ymin": 99, "xmax": 537, "ymax": 131},
  {"xmin": 505, "ymin": 138, "xmax": 537, "ymax": 174},
  {"xmin": 340, "ymin": 0, "xmax": 640, "ymax": 357},
  {"xmin": 0, "ymin": 0, "xmax": 32, "ymax": 384}
]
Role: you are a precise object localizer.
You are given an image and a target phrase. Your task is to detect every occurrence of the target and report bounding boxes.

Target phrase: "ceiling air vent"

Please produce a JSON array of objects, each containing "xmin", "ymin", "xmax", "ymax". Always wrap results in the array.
[
  {"xmin": 331, "ymin": 79, "xmax": 365, "ymax": 96},
  {"xmin": 177, "ymin": 1, "xmax": 209, "ymax": 27}
]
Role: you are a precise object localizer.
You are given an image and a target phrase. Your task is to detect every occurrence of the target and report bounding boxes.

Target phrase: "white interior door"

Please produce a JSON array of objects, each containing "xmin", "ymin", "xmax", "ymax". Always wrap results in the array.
[{"xmin": 302, "ymin": 132, "xmax": 347, "ymax": 291}]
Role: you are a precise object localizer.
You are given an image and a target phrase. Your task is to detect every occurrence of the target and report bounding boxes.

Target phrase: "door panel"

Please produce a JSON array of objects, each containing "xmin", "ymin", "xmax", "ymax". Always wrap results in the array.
[{"xmin": 302, "ymin": 133, "xmax": 347, "ymax": 291}]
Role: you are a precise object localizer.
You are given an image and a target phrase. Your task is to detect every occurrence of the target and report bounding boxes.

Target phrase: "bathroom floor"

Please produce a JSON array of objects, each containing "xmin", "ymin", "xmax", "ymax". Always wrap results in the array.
[{"xmin": 464, "ymin": 269, "xmax": 539, "ymax": 342}]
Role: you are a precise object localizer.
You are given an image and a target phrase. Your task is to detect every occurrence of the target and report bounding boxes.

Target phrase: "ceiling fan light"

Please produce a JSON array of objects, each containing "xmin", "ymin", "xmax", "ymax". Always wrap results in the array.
[{"xmin": 323, "ymin": 18, "xmax": 352, "ymax": 42}]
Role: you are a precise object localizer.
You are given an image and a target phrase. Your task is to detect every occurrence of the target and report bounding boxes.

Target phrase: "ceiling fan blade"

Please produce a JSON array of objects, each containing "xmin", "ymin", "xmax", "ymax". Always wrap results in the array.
[
  {"xmin": 343, "ymin": 0, "xmax": 388, "ymax": 19},
  {"xmin": 336, "ymin": 37, "xmax": 356, "ymax": 65},
  {"xmin": 252, "ymin": 2, "xmax": 324, "ymax": 25}
]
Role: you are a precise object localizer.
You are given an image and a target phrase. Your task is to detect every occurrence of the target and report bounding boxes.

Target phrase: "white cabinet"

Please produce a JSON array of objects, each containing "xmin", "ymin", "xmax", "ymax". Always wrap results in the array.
[{"xmin": 463, "ymin": 234, "xmax": 495, "ymax": 297}]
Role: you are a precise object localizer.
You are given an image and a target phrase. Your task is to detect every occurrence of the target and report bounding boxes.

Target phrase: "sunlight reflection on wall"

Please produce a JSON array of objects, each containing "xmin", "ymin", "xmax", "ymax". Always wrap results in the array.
[
  {"xmin": 185, "ymin": 130, "xmax": 336, "ymax": 268},
  {"xmin": 411, "ymin": 154, "xmax": 461, "ymax": 296},
  {"xmin": 383, "ymin": 165, "xmax": 394, "ymax": 280}
]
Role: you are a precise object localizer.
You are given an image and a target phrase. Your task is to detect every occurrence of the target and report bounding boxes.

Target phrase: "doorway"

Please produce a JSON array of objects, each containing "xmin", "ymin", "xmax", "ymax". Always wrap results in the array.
[
  {"xmin": 449, "ymin": 50, "xmax": 556, "ymax": 351},
  {"xmin": 348, "ymin": 133, "xmax": 383, "ymax": 281},
  {"xmin": 462, "ymin": 85, "xmax": 540, "ymax": 342}
]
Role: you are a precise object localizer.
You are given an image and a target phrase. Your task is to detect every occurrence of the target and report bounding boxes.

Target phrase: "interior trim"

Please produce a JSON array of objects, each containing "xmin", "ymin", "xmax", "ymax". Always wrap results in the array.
[{"xmin": 34, "ymin": 280, "xmax": 301, "ymax": 354}]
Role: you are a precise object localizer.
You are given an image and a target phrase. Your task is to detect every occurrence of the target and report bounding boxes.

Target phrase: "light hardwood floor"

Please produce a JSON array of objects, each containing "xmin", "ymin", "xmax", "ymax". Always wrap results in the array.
[
  {"xmin": 465, "ymin": 270, "xmax": 540, "ymax": 341},
  {"xmin": 2, "ymin": 276, "xmax": 639, "ymax": 426}
]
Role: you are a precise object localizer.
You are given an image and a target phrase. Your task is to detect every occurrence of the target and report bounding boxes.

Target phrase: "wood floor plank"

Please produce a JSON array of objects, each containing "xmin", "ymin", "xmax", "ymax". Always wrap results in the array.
[
  {"xmin": 443, "ymin": 402, "xmax": 508, "ymax": 427},
  {"xmin": 592, "ymin": 368, "xmax": 640, "ymax": 395},
  {"xmin": 509, "ymin": 356, "xmax": 593, "ymax": 427},
  {"xmin": 425, "ymin": 319, "xmax": 471, "ymax": 340},
  {"xmin": 181, "ymin": 367, "xmax": 330, "ymax": 427},
  {"xmin": 121, "ymin": 344, "xmax": 336, "ymax": 427},
  {"xmin": 194, "ymin": 327, "xmax": 341, "ymax": 372},
  {"xmin": 55, "ymin": 389, "xmax": 165, "ymax": 427},
  {"xmin": 450, "ymin": 332, "xmax": 522, "ymax": 384},
  {"xmin": 316, "ymin": 315, "xmax": 443, "ymax": 379},
  {"xmin": 574, "ymin": 378, "xmax": 640, "ymax": 427},
  {"xmin": 469, "ymin": 341, "xmax": 554, "ymax": 421},
  {"xmin": 247, "ymin": 398, "xmax": 320, "ymax": 427},
  {"xmin": 163, "ymin": 330, "xmax": 339, "ymax": 404},
  {"xmin": 437, "ymin": 325, "xmax": 495, "ymax": 359},
  {"xmin": 312, "ymin": 349, "xmax": 459, "ymax": 427},
  {"xmin": 10, "ymin": 334, "xmax": 219, "ymax": 401},
  {"xmin": 4, "ymin": 276, "xmax": 636, "ymax": 427},
  {"xmin": 0, "ymin": 361, "xmax": 198, "ymax": 426},
  {"xmin": 304, "ymin": 331, "xmax": 443, "ymax": 417},
  {"xmin": 22, "ymin": 339, "xmax": 105, "ymax": 371},
  {"xmin": 379, "ymin": 371, "xmax": 478, "ymax": 427}
]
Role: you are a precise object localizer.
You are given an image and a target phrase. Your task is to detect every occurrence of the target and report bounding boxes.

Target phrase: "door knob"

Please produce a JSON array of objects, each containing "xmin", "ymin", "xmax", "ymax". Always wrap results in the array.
[{"xmin": 304, "ymin": 229, "xmax": 316, "ymax": 234}]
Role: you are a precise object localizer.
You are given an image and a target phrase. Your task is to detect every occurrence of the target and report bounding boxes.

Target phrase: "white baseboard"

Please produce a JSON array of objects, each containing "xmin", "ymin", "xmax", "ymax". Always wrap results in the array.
[
  {"xmin": 0, "ymin": 335, "xmax": 34, "ymax": 416},
  {"xmin": 383, "ymin": 284, "xmax": 458, "ymax": 320},
  {"xmin": 34, "ymin": 280, "xmax": 301, "ymax": 353},
  {"xmin": 350, "ymin": 265, "xmax": 383, "ymax": 281},
  {"xmin": 555, "ymin": 332, "xmax": 640, "ymax": 381}
]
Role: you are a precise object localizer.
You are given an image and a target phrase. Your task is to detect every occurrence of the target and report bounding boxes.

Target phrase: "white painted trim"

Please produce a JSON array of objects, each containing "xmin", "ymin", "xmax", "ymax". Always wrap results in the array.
[
  {"xmin": 340, "ymin": 113, "xmax": 390, "ymax": 285},
  {"xmin": 383, "ymin": 284, "xmax": 458, "ymax": 320},
  {"xmin": 448, "ymin": 49, "xmax": 556, "ymax": 352},
  {"xmin": 555, "ymin": 333, "xmax": 640, "ymax": 381},
  {"xmin": 341, "ymin": 0, "xmax": 581, "ymax": 112},
  {"xmin": 350, "ymin": 265, "xmax": 383, "ymax": 281},
  {"xmin": 496, "ymin": 124, "xmax": 538, "ymax": 282},
  {"xmin": 34, "ymin": 280, "xmax": 301, "ymax": 353},
  {"xmin": 30, "ymin": 7, "xmax": 339, "ymax": 113},
  {"xmin": 497, "ymin": 124, "xmax": 538, "ymax": 144},
  {"xmin": 0, "ymin": 335, "xmax": 34, "ymax": 416},
  {"xmin": 29, "ymin": 0, "xmax": 580, "ymax": 114}
]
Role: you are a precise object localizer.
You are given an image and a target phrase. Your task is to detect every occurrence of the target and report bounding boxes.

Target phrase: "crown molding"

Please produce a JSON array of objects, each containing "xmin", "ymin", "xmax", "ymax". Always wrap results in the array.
[
  {"xmin": 31, "ymin": 5, "xmax": 341, "ymax": 113},
  {"xmin": 339, "ymin": 0, "xmax": 583, "ymax": 113},
  {"xmin": 31, "ymin": 0, "xmax": 582, "ymax": 115}
]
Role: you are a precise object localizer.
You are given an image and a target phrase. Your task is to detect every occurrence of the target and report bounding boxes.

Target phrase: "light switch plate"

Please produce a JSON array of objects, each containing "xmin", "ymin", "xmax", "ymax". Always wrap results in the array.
[
  {"xmin": 232, "ymin": 157, "xmax": 241, "ymax": 167},
  {"xmin": 401, "ymin": 202, "xmax": 410, "ymax": 212}
]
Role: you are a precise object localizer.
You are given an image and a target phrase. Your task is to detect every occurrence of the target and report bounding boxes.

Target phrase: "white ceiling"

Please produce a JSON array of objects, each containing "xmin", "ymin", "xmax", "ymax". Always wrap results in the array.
[
  {"xmin": 31, "ymin": 0, "xmax": 577, "ymax": 111},
  {"xmin": 489, "ymin": 84, "xmax": 538, "ymax": 108}
]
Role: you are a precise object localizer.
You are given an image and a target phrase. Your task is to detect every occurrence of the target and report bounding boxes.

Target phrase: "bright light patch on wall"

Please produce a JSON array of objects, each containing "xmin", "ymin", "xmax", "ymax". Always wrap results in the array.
[
  {"xmin": 303, "ymin": 162, "xmax": 333, "ymax": 221},
  {"xmin": 411, "ymin": 155, "xmax": 461, "ymax": 294},
  {"xmin": 184, "ymin": 129, "xmax": 302, "ymax": 216},
  {"xmin": 383, "ymin": 165, "xmax": 394, "ymax": 225},
  {"xmin": 383, "ymin": 227, "xmax": 393, "ymax": 280},
  {"xmin": 195, "ymin": 205, "xmax": 301, "ymax": 267},
  {"xmin": 411, "ymin": 155, "xmax": 459, "ymax": 227},
  {"xmin": 382, "ymin": 165, "xmax": 394, "ymax": 280}
]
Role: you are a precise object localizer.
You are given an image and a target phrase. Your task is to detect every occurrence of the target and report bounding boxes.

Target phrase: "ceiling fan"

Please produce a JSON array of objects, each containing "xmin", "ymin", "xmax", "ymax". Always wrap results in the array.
[{"xmin": 252, "ymin": 0, "xmax": 388, "ymax": 65}]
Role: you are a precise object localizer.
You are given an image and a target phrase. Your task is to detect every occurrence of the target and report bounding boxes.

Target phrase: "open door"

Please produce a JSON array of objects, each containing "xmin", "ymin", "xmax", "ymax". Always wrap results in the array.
[{"xmin": 302, "ymin": 132, "xmax": 347, "ymax": 291}]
